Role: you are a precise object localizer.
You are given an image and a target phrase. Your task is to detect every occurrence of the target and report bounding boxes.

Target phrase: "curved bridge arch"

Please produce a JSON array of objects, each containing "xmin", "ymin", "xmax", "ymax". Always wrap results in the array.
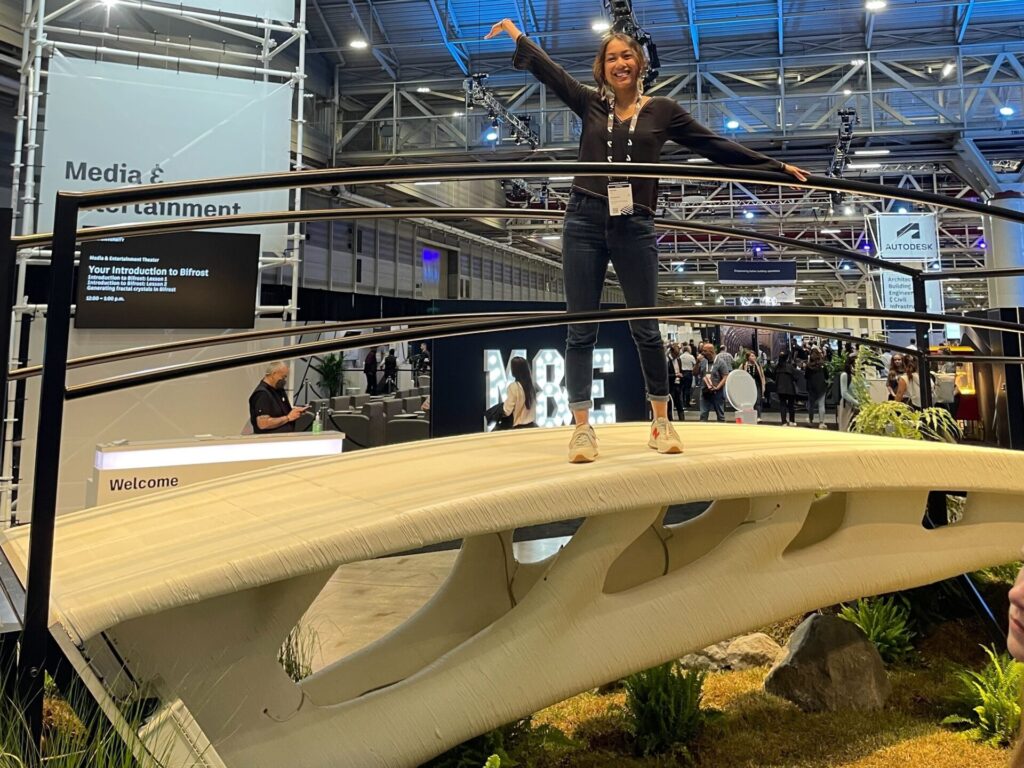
[{"xmin": 3, "ymin": 424, "xmax": 1023, "ymax": 767}]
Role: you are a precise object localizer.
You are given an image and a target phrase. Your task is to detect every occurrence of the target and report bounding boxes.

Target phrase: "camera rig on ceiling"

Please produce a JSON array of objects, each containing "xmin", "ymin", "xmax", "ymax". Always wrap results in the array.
[
  {"xmin": 604, "ymin": 0, "xmax": 660, "ymax": 89},
  {"xmin": 826, "ymin": 108, "xmax": 858, "ymax": 209},
  {"xmin": 464, "ymin": 72, "xmax": 540, "ymax": 149}
]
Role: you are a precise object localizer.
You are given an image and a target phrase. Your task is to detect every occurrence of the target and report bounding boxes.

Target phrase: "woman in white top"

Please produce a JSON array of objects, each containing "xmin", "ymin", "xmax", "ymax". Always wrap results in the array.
[
  {"xmin": 838, "ymin": 355, "xmax": 859, "ymax": 431},
  {"xmin": 502, "ymin": 356, "xmax": 539, "ymax": 428},
  {"xmin": 895, "ymin": 354, "xmax": 922, "ymax": 408}
]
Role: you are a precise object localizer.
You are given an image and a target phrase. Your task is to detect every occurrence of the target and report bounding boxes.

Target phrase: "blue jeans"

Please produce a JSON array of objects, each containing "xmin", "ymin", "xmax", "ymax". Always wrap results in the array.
[
  {"xmin": 699, "ymin": 387, "xmax": 725, "ymax": 421},
  {"xmin": 562, "ymin": 192, "xmax": 669, "ymax": 411}
]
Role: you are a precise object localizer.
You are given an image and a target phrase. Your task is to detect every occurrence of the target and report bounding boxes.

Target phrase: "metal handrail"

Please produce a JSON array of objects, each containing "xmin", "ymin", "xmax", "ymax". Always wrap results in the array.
[
  {"xmin": 63, "ymin": 305, "xmax": 1024, "ymax": 400},
  {"xmin": 30, "ymin": 162, "xmax": 1024, "ymax": 229},
  {"xmin": 10, "ymin": 206, "xmax": 925, "ymax": 278}
]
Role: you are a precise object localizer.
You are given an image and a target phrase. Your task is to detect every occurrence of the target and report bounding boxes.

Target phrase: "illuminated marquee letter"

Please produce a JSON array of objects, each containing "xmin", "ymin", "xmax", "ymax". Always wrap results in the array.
[{"xmin": 483, "ymin": 348, "xmax": 616, "ymax": 429}]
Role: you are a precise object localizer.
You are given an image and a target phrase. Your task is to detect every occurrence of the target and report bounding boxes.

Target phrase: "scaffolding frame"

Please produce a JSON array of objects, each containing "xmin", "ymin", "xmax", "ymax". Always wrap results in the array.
[{"xmin": 4, "ymin": 0, "xmax": 308, "ymax": 524}]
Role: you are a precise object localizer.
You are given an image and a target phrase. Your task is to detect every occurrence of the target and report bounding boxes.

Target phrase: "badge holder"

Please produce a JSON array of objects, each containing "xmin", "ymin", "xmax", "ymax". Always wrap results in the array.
[{"xmin": 607, "ymin": 182, "xmax": 634, "ymax": 216}]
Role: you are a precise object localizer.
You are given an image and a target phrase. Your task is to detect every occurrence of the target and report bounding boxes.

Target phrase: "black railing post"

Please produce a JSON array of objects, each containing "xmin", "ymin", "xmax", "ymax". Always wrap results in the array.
[
  {"xmin": 0, "ymin": 208, "xmax": 15, "ymax": 470},
  {"xmin": 911, "ymin": 274, "xmax": 933, "ymax": 409},
  {"xmin": 17, "ymin": 193, "xmax": 79, "ymax": 749}
]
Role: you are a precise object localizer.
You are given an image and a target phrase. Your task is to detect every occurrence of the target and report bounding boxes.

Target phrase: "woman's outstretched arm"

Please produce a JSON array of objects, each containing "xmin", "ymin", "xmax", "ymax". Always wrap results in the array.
[{"xmin": 486, "ymin": 18, "xmax": 594, "ymax": 117}]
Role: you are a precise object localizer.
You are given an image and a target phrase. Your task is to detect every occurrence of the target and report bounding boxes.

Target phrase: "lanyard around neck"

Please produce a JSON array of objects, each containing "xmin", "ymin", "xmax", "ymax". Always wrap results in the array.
[{"xmin": 606, "ymin": 95, "xmax": 643, "ymax": 164}]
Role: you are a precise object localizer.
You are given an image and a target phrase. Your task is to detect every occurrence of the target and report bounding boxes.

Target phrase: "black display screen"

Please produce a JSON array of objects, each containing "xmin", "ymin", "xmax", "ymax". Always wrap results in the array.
[{"xmin": 74, "ymin": 231, "xmax": 260, "ymax": 329}]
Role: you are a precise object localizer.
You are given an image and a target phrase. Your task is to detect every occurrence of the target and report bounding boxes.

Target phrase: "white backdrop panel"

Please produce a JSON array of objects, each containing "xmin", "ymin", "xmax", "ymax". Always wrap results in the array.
[
  {"xmin": 172, "ymin": 1, "xmax": 293, "ymax": 21},
  {"xmin": 39, "ymin": 56, "xmax": 291, "ymax": 252}
]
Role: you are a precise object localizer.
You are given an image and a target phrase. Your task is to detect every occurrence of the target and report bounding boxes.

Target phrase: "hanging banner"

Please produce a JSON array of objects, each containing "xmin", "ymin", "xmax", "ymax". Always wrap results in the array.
[
  {"xmin": 763, "ymin": 286, "xmax": 796, "ymax": 304},
  {"xmin": 868, "ymin": 213, "xmax": 940, "ymax": 262},
  {"xmin": 717, "ymin": 261, "xmax": 797, "ymax": 284},
  {"xmin": 179, "ymin": 1, "xmax": 294, "ymax": 20},
  {"xmin": 38, "ymin": 57, "xmax": 291, "ymax": 252},
  {"xmin": 880, "ymin": 271, "xmax": 945, "ymax": 314}
]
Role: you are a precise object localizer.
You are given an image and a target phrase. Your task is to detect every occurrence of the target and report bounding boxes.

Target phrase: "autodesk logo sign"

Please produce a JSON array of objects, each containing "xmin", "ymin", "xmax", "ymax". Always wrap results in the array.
[
  {"xmin": 485, "ymin": 348, "xmax": 616, "ymax": 427},
  {"xmin": 896, "ymin": 222, "xmax": 921, "ymax": 240}
]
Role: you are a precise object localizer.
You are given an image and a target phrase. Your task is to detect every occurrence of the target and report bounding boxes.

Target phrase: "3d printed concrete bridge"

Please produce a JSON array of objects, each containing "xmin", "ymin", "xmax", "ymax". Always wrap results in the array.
[{"xmin": 2, "ymin": 423, "xmax": 1023, "ymax": 767}]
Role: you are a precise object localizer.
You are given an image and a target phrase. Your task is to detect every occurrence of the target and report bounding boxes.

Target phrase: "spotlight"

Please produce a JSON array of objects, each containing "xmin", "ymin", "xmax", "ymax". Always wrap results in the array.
[
  {"xmin": 843, "ymin": 263, "xmax": 852, "ymax": 270},
  {"xmin": 850, "ymin": 58, "xmax": 866, "ymax": 66},
  {"xmin": 743, "ymin": 210, "xmax": 754, "ymax": 219},
  {"xmin": 863, "ymin": 244, "xmax": 872, "ymax": 251},
  {"xmin": 864, "ymin": 0, "xmax": 887, "ymax": 10},
  {"xmin": 843, "ymin": 205, "xmax": 855, "ymax": 216},
  {"xmin": 591, "ymin": 20, "xmax": 610, "ymax": 32},
  {"xmin": 485, "ymin": 129, "xmax": 499, "ymax": 141},
  {"xmin": 897, "ymin": 206, "xmax": 908, "ymax": 214},
  {"xmin": 843, "ymin": 89, "xmax": 852, "ymax": 96},
  {"xmin": 416, "ymin": 86, "xmax": 431, "ymax": 93},
  {"xmin": 350, "ymin": 39, "xmax": 369, "ymax": 50},
  {"xmin": 942, "ymin": 62, "xmax": 955, "ymax": 78},
  {"xmin": 978, "ymin": 238, "xmax": 986, "ymax": 249},
  {"xmin": 999, "ymin": 106, "xmax": 1015, "ymax": 117},
  {"xmin": 726, "ymin": 119, "xmax": 741, "ymax": 130}
]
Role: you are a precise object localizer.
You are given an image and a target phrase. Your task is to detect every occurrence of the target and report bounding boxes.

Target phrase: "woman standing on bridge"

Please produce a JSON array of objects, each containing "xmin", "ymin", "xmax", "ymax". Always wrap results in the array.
[{"xmin": 486, "ymin": 19, "xmax": 808, "ymax": 463}]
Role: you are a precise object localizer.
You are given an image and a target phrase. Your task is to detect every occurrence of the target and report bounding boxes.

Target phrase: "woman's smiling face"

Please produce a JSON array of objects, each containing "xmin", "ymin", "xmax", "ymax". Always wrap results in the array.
[{"xmin": 603, "ymin": 38, "xmax": 640, "ymax": 95}]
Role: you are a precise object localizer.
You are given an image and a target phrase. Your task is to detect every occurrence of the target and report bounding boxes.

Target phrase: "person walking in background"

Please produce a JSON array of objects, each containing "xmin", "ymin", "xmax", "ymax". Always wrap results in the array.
[
  {"xmin": 895, "ymin": 354, "xmax": 923, "ymax": 409},
  {"xmin": 363, "ymin": 349, "xmax": 378, "ymax": 396},
  {"xmin": 886, "ymin": 353, "xmax": 906, "ymax": 401},
  {"xmin": 838, "ymin": 355, "xmax": 859, "ymax": 432},
  {"xmin": 502, "ymin": 356, "xmax": 539, "ymax": 428},
  {"xmin": 667, "ymin": 343, "xmax": 685, "ymax": 421},
  {"xmin": 381, "ymin": 349, "xmax": 399, "ymax": 394},
  {"xmin": 697, "ymin": 343, "xmax": 730, "ymax": 422},
  {"xmin": 485, "ymin": 17, "xmax": 807, "ymax": 462},
  {"xmin": 775, "ymin": 350, "xmax": 797, "ymax": 426},
  {"xmin": 804, "ymin": 347, "xmax": 828, "ymax": 429},
  {"xmin": 679, "ymin": 343, "xmax": 696, "ymax": 408},
  {"xmin": 744, "ymin": 351, "xmax": 766, "ymax": 422}
]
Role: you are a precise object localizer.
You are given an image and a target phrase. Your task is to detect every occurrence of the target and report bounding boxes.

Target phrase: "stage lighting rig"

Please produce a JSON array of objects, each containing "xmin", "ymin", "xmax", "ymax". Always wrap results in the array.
[
  {"xmin": 603, "ymin": 0, "xmax": 660, "ymax": 89},
  {"xmin": 464, "ymin": 73, "xmax": 540, "ymax": 149},
  {"xmin": 826, "ymin": 108, "xmax": 858, "ymax": 209}
]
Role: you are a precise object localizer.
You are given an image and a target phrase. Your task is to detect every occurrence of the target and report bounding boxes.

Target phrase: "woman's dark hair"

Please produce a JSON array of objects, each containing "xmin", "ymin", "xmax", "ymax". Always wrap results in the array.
[
  {"xmin": 778, "ymin": 350, "xmax": 789, "ymax": 363},
  {"xmin": 510, "ymin": 356, "xmax": 537, "ymax": 410},
  {"xmin": 844, "ymin": 354, "xmax": 856, "ymax": 377}
]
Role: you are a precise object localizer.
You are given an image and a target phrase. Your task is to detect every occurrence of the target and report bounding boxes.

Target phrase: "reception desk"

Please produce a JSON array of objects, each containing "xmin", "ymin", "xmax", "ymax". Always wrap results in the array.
[{"xmin": 88, "ymin": 432, "xmax": 344, "ymax": 507}]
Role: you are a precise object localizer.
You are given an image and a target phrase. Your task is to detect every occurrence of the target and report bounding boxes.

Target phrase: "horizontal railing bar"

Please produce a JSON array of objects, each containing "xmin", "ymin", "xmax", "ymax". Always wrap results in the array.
[
  {"xmin": 924, "ymin": 267, "xmax": 1024, "ymax": 281},
  {"xmin": 12, "ymin": 205, "xmax": 918, "ymax": 277},
  {"xmin": 64, "ymin": 305, "xmax": 1024, "ymax": 401},
  {"xmin": 41, "ymin": 162, "xmax": 1024, "ymax": 227},
  {"xmin": 7, "ymin": 312, "xmax": 532, "ymax": 382}
]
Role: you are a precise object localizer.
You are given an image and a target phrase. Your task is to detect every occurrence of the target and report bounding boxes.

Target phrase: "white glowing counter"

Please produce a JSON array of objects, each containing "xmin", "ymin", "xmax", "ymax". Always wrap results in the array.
[{"xmin": 87, "ymin": 432, "xmax": 344, "ymax": 507}]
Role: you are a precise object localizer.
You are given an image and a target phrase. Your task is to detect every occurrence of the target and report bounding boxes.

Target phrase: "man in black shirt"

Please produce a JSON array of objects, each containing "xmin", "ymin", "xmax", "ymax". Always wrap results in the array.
[{"xmin": 249, "ymin": 361, "xmax": 307, "ymax": 434}]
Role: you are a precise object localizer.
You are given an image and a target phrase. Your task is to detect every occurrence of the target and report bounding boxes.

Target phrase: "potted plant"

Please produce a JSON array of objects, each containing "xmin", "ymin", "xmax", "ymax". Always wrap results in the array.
[{"xmin": 310, "ymin": 352, "xmax": 345, "ymax": 399}]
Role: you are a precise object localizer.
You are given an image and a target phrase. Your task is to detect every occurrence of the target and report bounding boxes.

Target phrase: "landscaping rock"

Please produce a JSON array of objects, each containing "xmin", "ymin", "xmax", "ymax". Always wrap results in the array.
[
  {"xmin": 725, "ymin": 632, "xmax": 785, "ymax": 669},
  {"xmin": 765, "ymin": 614, "xmax": 890, "ymax": 712},
  {"xmin": 679, "ymin": 633, "xmax": 784, "ymax": 671},
  {"xmin": 679, "ymin": 639, "xmax": 731, "ymax": 671}
]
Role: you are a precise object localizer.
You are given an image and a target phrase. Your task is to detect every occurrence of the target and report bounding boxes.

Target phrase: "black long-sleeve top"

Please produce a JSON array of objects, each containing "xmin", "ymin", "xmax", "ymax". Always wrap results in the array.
[{"xmin": 512, "ymin": 35, "xmax": 785, "ymax": 214}]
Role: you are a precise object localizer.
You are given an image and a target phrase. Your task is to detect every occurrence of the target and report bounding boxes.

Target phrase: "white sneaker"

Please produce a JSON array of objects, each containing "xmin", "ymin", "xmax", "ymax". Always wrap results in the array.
[
  {"xmin": 648, "ymin": 417, "xmax": 684, "ymax": 454},
  {"xmin": 568, "ymin": 424, "xmax": 599, "ymax": 463},
  {"xmin": 819, "ymin": 423, "xmax": 829, "ymax": 430}
]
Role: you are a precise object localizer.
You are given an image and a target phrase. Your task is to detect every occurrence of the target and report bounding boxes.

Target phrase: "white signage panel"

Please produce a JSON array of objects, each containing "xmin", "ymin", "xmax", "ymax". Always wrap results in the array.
[
  {"xmin": 179, "ymin": 1, "xmax": 294, "ymax": 21},
  {"xmin": 39, "ymin": 57, "xmax": 291, "ymax": 252},
  {"xmin": 764, "ymin": 286, "xmax": 796, "ymax": 304},
  {"xmin": 881, "ymin": 271, "xmax": 914, "ymax": 312},
  {"xmin": 881, "ymin": 270, "xmax": 944, "ymax": 314},
  {"xmin": 869, "ymin": 213, "xmax": 940, "ymax": 262}
]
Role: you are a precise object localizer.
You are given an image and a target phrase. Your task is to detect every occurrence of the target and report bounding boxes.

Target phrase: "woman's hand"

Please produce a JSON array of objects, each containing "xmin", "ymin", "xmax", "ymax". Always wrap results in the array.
[
  {"xmin": 486, "ymin": 19, "xmax": 523, "ymax": 42},
  {"xmin": 782, "ymin": 163, "xmax": 810, "ymax": 183}
]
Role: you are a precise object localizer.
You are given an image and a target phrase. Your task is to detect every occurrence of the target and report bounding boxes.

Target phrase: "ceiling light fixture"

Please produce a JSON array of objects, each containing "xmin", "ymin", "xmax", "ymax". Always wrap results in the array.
[
  {"xmin": 415, "ymin": 86, "xmax": 431, "ymax": 93},
  {"xmin": 999, "ymin": 105, "xmax": 1015, "ymax": 117},
  {"xmin": 854, "ymin": 149, "xmax": 890, "ymax": 156},
  {"xmin": 591, "ymin": 20, "xmax": 610, "ymax": 33},
  {"xmin": 848, "ymin": 162, "xmax": 882, "ymax": 169},
  {"xmin": 350, "ymin": 39, "xmax": 369, "ymax": 50},
  {"xmin": 686, "ymin": 158, "xmax": 712, "ymax": 163},
  {"xmin": 942, "ymin": 62, "xmax": 955, "ymax": 78},
  {"xmin": 865, "ymin": 0, "xmax": 887, "ymax": 11},
  {"xmin": 820, "ymin": 228, "xmax": 841, "ymax": 234},
  {"xmin": 843, "ymin": 89, "xmax": 853, "ymax": 96},
  {"xmin": 726, "ymin": 119, "xmax": 740, "ymax": 130}
]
